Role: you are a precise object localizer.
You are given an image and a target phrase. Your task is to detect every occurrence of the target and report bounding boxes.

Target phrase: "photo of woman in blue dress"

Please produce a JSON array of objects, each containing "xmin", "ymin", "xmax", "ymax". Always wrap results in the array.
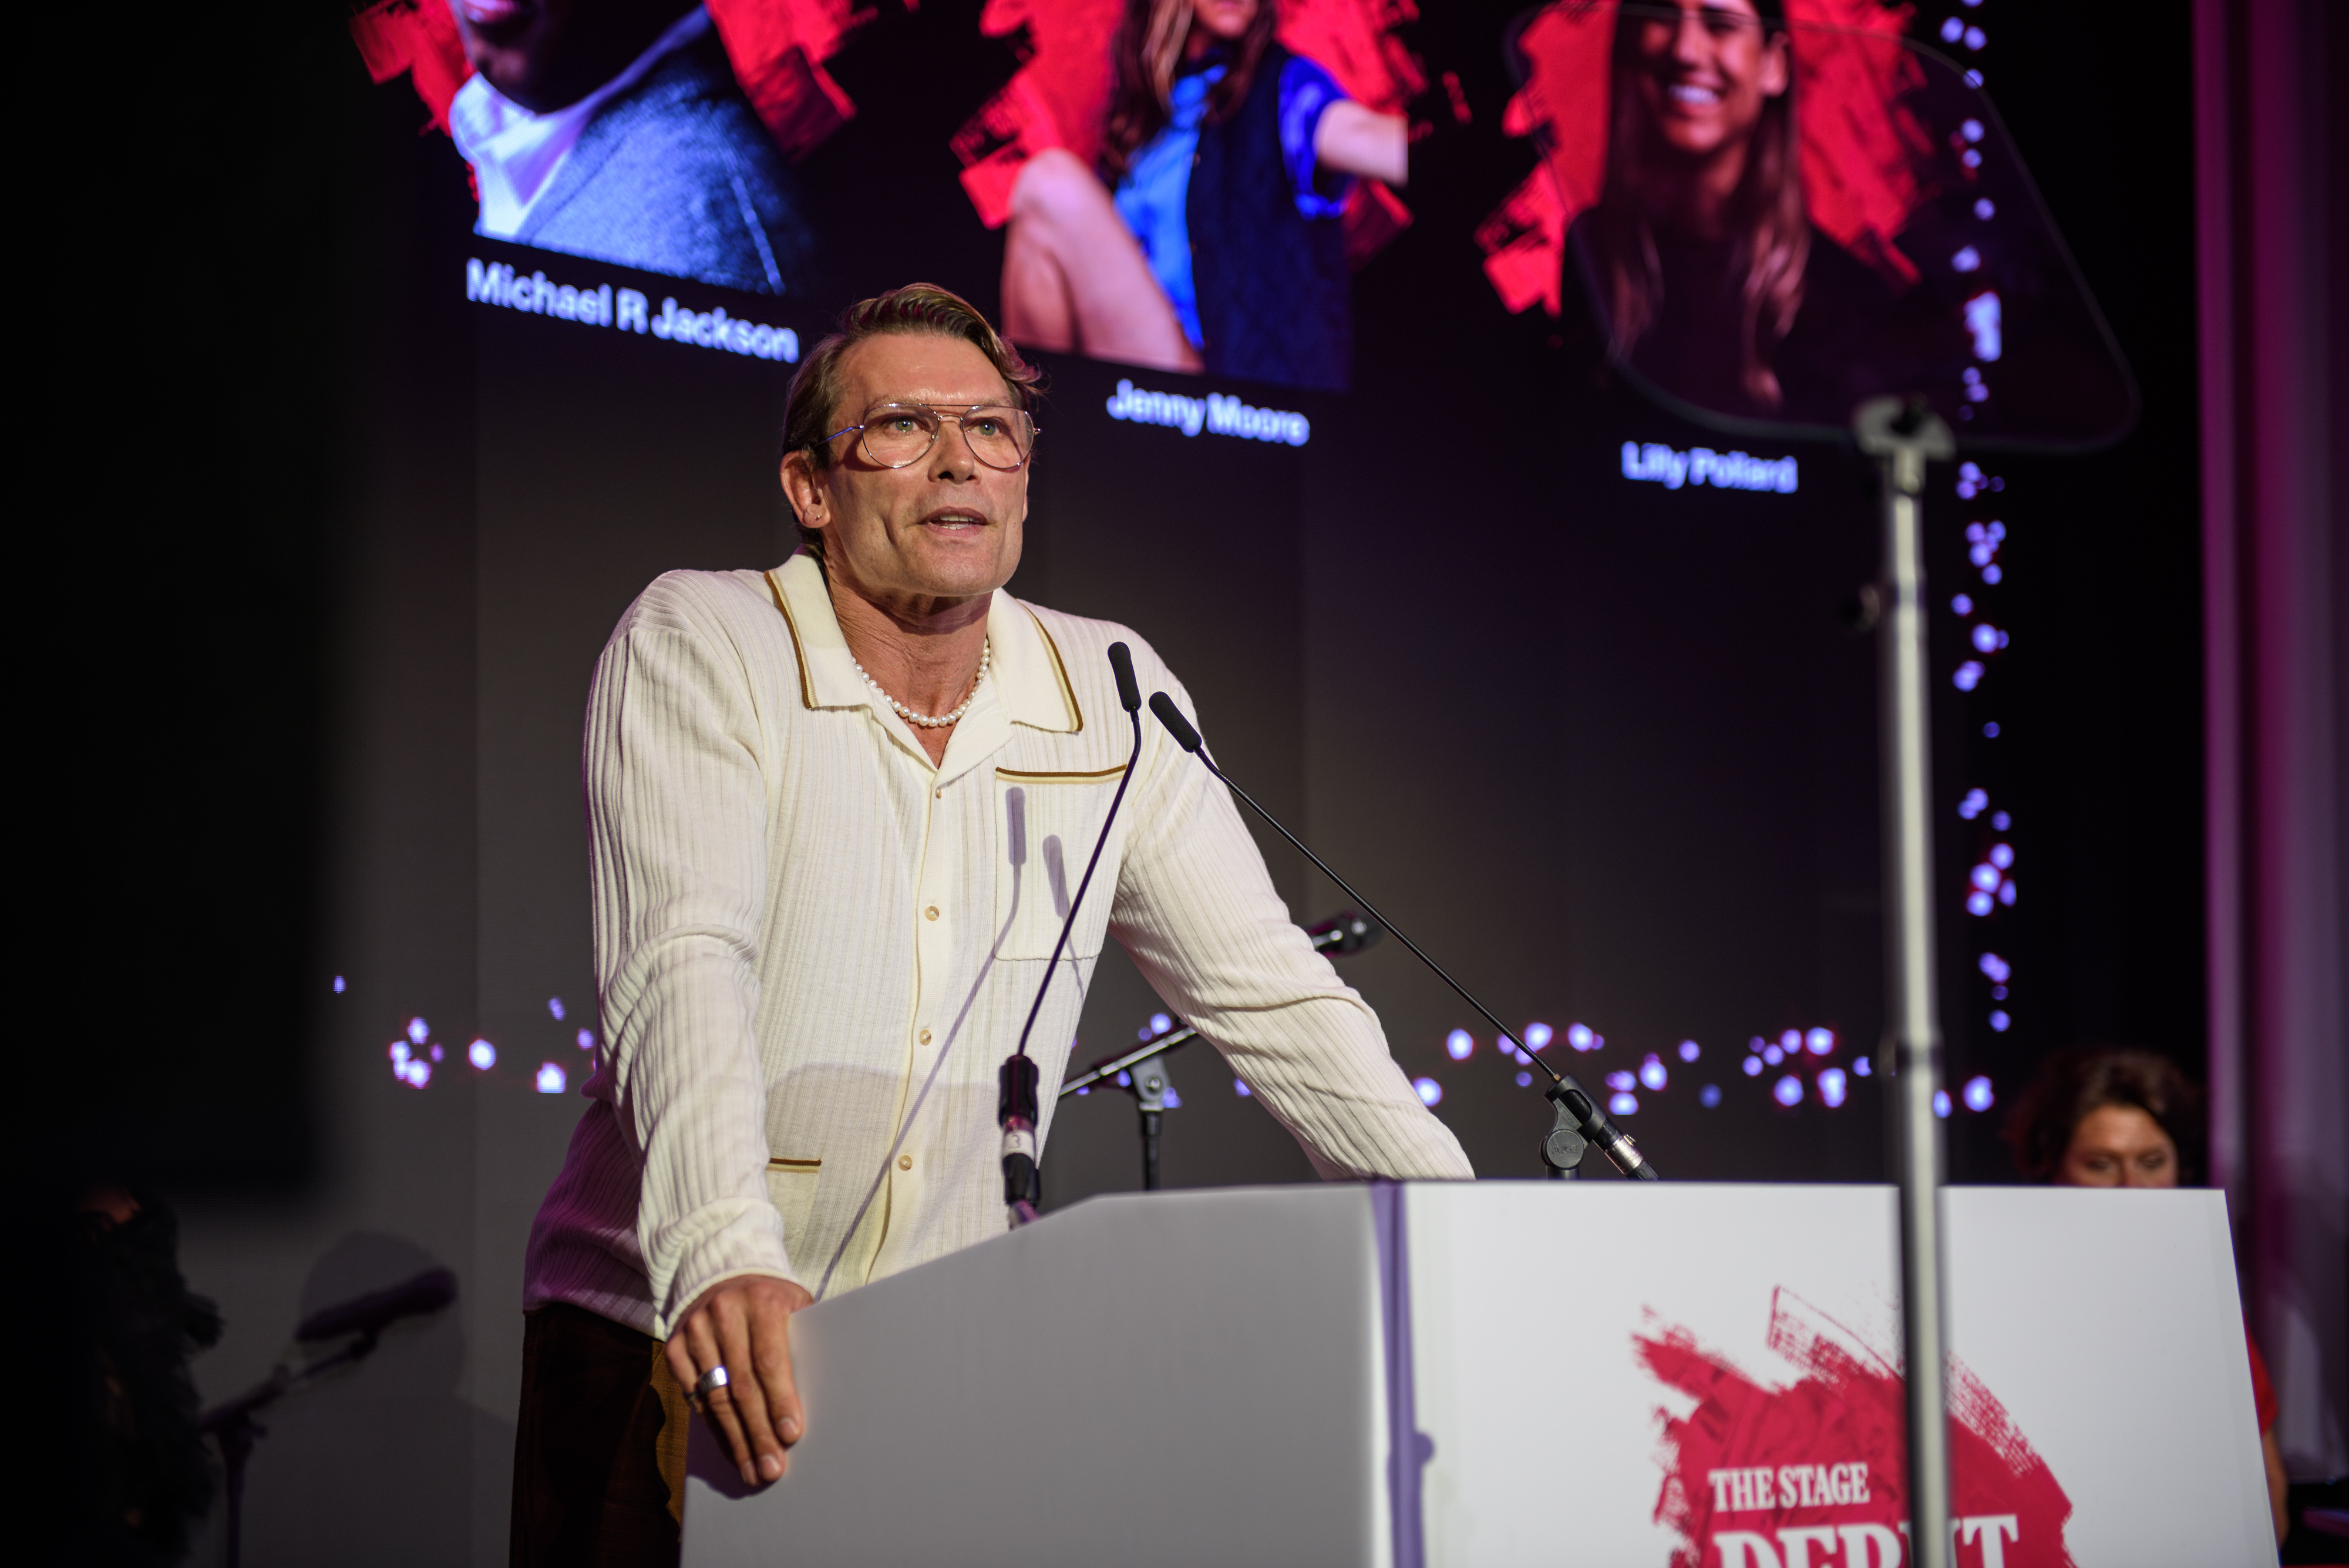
[{"xmin": 998, "ymin": 0, "xmax": 1406, "ymax": 391}]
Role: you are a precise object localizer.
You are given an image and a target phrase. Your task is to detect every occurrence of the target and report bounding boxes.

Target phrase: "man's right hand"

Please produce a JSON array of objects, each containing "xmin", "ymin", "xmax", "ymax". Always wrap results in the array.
[{"xmin": 665, "ymin": 1274, "xmax": 815, "ymax": 1486}]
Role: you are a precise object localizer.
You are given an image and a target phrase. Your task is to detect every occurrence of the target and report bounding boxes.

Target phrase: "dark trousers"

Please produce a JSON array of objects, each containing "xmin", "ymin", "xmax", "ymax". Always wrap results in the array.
[{"xmin": 510, "ymin": 1303, "xmax": 691, "ymax": 1568}]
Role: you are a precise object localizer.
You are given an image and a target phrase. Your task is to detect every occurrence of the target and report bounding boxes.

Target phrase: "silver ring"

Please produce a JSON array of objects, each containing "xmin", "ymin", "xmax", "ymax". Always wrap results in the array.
[{"xmin": 695, "ymin": 1364, "xmax": 730, "ymax": 1399}]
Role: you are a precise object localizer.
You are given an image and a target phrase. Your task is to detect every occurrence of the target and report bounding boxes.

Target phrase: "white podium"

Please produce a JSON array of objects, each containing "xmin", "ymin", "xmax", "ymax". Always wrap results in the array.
[{"xmin": 682, "ymin": 1184, "xmax": 2276, "ymax": 1567}]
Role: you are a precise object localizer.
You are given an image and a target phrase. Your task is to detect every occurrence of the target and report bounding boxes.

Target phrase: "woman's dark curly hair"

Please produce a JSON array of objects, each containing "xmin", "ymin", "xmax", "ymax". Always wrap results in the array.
[{"xmin": 2003, "ymin": 1047, "xmax": 2206, "ymax": 1183}]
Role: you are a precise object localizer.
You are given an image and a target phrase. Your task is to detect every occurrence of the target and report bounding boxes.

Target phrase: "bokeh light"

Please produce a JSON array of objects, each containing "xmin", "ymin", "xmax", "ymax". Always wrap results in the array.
[
  {"xmin": 536, "ymin": 1062, "xmax": 567, "ymax": 1094},
  {"xmin": 1446, "ymin": 1029, "xmax": 1473, "ymax": 1061},
  {"xmin": 1818, "ymin": 1068, "xmax": 1847, "ymax": 1108},
  {"xmin": 469, "ymin": 1039, "xmax": 497, "ymax": 1070},
  {"xmin": 1963, "ymin": 1075, "xmax": 1995, "ymax": 1112},
  {"xmin": 1773, "ymin": 1075, "xmax": 1803, "ymax": 1107},
  {"xmin": 1414, "ymin": 1077, "xmax": 1443, "ymax": 1107},
  {"xmin": 1609, "ymin": 1092, "xmax": 1639, "ymax": 1116},
  {"xmin": 1678, "ymin": 1039, "xmax": 1701, "ymax": 1062}
]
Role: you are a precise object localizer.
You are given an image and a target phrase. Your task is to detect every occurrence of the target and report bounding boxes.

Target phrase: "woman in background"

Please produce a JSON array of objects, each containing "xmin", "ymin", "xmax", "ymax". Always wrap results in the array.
[
  {"xmin": 1570, "ymin": 0, "xmax": 1896, "ymax": 422},
  {"xmin": 2007, "ymin": 1047, "xmax": 2290, "ymax": 1545},
  {"xmin": 1001, "ymin": 0, "xmax": 1405, "ymax": 390}
]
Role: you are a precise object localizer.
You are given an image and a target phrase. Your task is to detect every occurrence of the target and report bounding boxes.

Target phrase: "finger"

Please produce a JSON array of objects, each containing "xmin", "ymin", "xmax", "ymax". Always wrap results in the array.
[
  {"xmin": 684, "ymin": 1307, "xmax": 755, "ymax": 1482},
  {"xmin": 663, "ymin": 1324, "xmax": 701, "ymax": 1399},
  {"xmin": 751, "ymin": 1296, "xmax": 804, "ymax": 1450},
  {"xmin": 718, "ymin": 1297, "xmax": 788, "ymax": 1483}
]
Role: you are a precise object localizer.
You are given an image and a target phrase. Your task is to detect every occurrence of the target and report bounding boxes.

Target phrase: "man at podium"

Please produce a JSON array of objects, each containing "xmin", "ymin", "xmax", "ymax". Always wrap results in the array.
[{"xmin": 506, "ymin": 282, "xmax": 1473, "ymax": 1567}]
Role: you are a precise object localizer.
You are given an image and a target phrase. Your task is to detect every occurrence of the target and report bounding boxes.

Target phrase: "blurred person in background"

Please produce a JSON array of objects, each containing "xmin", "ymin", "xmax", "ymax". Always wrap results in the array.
[
  {"xmin": 60, "ymin": 1185, "xmax": 223, "ymax": 1565},
  {"xmin": 1001, "ymin": 0, "xmax": 1405, "ymax": 390},
  {"xmin": 447, "ymin": 0, "xmax": 817, "ymax": 295},
  {"xmin": 2008, "ymin": 1047, "xmax": 2289, "ymax": 1546}
]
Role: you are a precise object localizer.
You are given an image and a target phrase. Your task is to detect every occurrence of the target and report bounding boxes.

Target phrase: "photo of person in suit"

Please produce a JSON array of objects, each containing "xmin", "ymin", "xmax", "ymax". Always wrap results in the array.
[
  {"xmin": 445, "ymin": 0, "xmax": 817, "ymax": 296},
  {"xmin": 998, "ymin": 0, "xmax": 1406, "ymax": 391}
]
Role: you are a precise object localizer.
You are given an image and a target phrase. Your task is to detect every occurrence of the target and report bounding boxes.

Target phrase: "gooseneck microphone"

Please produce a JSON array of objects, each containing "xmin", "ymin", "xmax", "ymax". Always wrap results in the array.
[
  {"xmin": 1000, "ymin": 643, "xmax": 1146, "ymax": 1224},
  {"xmin": 1145, "ymin": 692, "xmax": 1657, "ymax": 1181}
]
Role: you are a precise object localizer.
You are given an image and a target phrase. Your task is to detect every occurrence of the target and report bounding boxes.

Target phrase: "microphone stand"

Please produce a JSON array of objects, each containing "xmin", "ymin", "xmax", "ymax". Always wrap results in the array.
[
  {"xmin": 1002, "ymin": 643, "xmax": 1146, "ymax": 1225},
  {"xmin": 1144, "ymin": 694, "xmax": 1657, "ymax": 1181},
  {"xmin": 198, "ymin": 1268, "xmax": 459, "ymax": 1568},
  {"xmin": 1856, "ymin": 395, "xmax": 1957, "ymax": 1568},
  {"xmin": 1059, "ymin": 914, "xmax": 1383, "ymax": 1190}
]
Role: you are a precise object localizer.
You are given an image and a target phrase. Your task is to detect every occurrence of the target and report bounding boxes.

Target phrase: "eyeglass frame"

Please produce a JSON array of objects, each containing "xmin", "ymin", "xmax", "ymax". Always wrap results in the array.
[{"xmin": 819, "ymin": 400, "xmax": 1041, "ymax": 473}]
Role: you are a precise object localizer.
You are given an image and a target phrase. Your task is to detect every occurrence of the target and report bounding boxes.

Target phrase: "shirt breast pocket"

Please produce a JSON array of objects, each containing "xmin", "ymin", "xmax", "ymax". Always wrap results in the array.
[
  {"xmin": 993, "ymin": 767, "xmax": 1127, "ymax": 963},
  {"xmin": 763, "ymin": 1157, "xmax": 821, "ymax": 1260}
]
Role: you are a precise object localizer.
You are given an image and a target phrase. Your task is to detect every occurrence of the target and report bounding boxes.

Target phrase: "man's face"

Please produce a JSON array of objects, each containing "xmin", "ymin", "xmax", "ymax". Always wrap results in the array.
[
  {"xmin": 450, "ymin": 0, "xmax": 694, "ymax": 114},
  {"xmin": 1630, "ymin": 1, "xmax": 1791, "ymax": 161},
  {"xmin": 788, "ymin": 332, "xmax": 1031, "ymax": 612}
]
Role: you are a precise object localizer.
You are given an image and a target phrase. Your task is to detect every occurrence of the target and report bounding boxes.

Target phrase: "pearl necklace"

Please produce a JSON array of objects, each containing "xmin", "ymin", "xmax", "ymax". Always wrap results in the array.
[{"xmin": 852, "ymin": 639, "xmax": 991, "ymax": 728}]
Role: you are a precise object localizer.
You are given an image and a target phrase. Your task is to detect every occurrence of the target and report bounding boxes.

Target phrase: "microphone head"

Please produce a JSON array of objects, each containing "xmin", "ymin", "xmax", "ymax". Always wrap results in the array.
[
  {"xmin": 295, "ymin": 1268, "xmax": 459, "ymax": 1342},
  {"xmin": 1106, "ymin": 642, "xmax": 1142, "ymax": 714},
  {"xmin": 1307, "ymin": 911, "xmax": 1384, "ymax": 955},
  {"xmin": 1147, "ymin": 692, "xmax": 1203, "ymax": 753}
]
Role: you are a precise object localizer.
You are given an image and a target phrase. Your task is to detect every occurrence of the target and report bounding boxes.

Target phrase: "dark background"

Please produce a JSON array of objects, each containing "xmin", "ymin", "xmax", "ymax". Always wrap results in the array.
[
  {"xmin": 46, "ymin": 0, "xmax": 2203, "ymax": 1198},
  {"xmin": 33, "ymin": 0, "xmax": 2206, "ymax": 1557}
]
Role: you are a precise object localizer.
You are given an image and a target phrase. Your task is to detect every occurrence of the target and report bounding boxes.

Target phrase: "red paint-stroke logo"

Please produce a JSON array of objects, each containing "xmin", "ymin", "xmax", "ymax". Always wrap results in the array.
[{"xmin": 1635, "ymin": 1289, "xmax": 2075, "ymax": 1568}]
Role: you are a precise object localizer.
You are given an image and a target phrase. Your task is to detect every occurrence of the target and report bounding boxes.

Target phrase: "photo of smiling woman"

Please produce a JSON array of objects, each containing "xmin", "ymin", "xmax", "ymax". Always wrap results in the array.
[
  {"xmin": 998, "ymin": 0, "xmax": 1407, "ymax": 391},
  {"xmin": 1571, "ymin": 0, "xmax": 1902, "ymax": 423}
]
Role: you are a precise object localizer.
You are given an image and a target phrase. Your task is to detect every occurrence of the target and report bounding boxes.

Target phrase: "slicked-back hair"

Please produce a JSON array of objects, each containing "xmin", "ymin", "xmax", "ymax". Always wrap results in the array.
[
  {"xmin": 2004, "ymin": 1047, "xmax": 2206, "ymax": 1185},
  {"xmin": 780, "ymin": 284, "xmax": 1044, "ymax": 547}
]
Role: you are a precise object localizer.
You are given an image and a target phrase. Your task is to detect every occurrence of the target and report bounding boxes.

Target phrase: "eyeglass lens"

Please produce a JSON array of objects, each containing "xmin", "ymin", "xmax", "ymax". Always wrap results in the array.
[{"xmin": 860, "ymin": 404, "xmax": 1032, "ymax": 470}]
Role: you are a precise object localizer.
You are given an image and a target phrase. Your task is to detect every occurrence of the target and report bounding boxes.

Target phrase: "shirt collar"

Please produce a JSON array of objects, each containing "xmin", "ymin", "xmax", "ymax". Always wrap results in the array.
[
  {"xmin": 764, "ymin": 551, "xmax": 1082, "ymax": 735},
  {"xmin": 447, "ymin": 6, "xmax": 711, "ymax": 238}
]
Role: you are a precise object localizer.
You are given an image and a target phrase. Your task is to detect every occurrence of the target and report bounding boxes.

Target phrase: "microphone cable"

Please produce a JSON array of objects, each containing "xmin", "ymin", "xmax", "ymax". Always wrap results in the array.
[
  {"xmin": 999, "ymin": 642, "xmax": 1146, "ymax": 1224},
  {"xmin": 1145, "ymin": 692, "xmax": 1657, "ymax": 1180}
]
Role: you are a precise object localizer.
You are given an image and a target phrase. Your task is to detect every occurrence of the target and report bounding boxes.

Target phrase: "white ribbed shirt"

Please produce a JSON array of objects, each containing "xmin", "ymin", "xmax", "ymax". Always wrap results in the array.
[{"xmin": 522, "ymin": 552, "xmax": 1473, "ymax": 1338}]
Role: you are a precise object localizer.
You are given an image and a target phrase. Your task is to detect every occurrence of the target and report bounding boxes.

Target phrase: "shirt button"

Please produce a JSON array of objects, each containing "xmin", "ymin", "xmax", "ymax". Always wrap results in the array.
[
  {"xmin": 918, "ymin": 1028, "xmax": 933, "ymax": 1045},
  {"xmin": 925, "ymin": 906, "xmax": 940, "ymax": 921},
  {"xmin": 897, "ymin": 1153, "xmax": 914, "ymax": 1172}
]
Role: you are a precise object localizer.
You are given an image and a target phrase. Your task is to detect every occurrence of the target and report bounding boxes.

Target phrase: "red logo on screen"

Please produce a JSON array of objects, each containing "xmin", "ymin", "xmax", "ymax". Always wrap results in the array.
[{"xmin": 1635, "ymin": 1290, "xmax": 2075, "ymax": 1568}]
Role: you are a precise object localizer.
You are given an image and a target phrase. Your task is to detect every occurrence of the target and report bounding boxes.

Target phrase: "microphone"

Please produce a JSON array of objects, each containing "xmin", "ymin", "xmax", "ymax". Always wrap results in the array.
[
  {"xmin": 1145, "ymin": 692, "xmax": 1658, "ymax": 1180},
  {"xmin": 1306, "ymin": 909, "xmax": 1382, "ymax": 956},
  {"xmin": 1001, "ymin": 643, "xmax": 1147, "ymax": 1224},
  {"xmin": 294, "ymin": 1267, "xmax": 458, "ymax": 1345},
  {"xmin": 1058, "ymin": 911, "xmax": 1385, "ymax": 1100}
]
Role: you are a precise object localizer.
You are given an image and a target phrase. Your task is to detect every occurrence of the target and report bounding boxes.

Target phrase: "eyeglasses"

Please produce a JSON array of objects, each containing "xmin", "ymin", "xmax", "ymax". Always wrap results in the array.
[{"xmin": 822, "ymin": 401, "xmax": 1038, "ymax": 472}]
